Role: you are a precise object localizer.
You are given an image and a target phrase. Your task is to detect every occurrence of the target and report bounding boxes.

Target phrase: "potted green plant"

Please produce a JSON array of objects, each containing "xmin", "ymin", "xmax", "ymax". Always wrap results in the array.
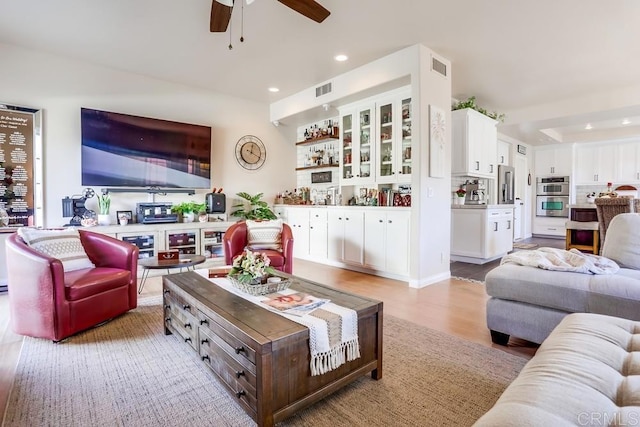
[
  {"xmin": 452, "ymin": 96, "xmax": 505, "ymax": 122},
  {"xmin": 454, "ymin": 188, "xmax": 466, "ymax": 205},
  {"xmin": 172, "ymin": 201, "xmax": 206, "ymax": 223},
  {"xmin": 230, "ymin": 192, "xmax": 277, "ymax": 220},
  {"xmin": 96, "ymin": 193, "xmax": 111, "ymax": 225}
]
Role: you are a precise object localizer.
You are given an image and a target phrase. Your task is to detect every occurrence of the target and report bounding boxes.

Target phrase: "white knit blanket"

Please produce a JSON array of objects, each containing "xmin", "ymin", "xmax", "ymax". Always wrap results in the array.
[
  {"xmin": 195, "ymin": 270, "xmax": 360, "ymax": 376},
  {"xmin": 501, "ymin": 247, "xmax": 619, "ymax": 275}
]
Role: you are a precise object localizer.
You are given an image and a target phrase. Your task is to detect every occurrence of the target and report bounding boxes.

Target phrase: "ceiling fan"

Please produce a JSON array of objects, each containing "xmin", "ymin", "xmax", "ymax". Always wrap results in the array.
[{"xmin": 210, "ymin": 0, "xmax": 330, "ymax": 33}]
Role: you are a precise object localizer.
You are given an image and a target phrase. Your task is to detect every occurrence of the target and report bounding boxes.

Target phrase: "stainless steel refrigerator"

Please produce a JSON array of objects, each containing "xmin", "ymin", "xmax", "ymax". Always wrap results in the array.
[{"xmin": 498, "ymin": 165, "xmax": 515, "ymax": 204}]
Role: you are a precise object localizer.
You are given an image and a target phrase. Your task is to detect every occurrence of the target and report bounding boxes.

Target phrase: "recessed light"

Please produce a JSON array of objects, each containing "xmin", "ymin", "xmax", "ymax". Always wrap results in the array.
[
  {"xmin": 334, "ymin": 54, "xmax": 348, "ymax": 62},
  {"xmin": 585, "ymin": 123, "xmax": 593, "ymax": 130},
  {"xmin": 622, "ymin": 118, "xmax": 631, "ymax": 125},
  {"xmin": 268, "ymin": 87, "xmax": 279, "ymax": 93}
]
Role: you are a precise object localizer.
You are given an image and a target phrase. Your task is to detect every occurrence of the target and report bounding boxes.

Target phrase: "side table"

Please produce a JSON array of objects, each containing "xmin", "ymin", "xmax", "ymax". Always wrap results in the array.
[{"xmin": 138, "ymin": 254, "xmax": 206, "ymax": 293}]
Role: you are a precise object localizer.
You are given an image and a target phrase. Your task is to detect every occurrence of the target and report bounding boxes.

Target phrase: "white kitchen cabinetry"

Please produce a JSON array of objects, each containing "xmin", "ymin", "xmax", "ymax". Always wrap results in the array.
[
  {"xmin": 532, "ymin": 216, "xmax": 565, "ymax": 237},
  {"xmin": 451, "ymin": 207, "xmax": 513, "ymax": 264},
  {"xmin": 534, "ymin": 145, "xmax": 572, "ymax": 177},
  {"xmin": 574, "ymin": 143, "xmax": 616, "ymax": 184},
  {"xmin": 340, "ymin": 103, "xmax": 375, "ymax": 185},
  {"xmin": 497, "ymin": 140, "xmax": 511, "ymax": 166},
  {"xmin": 376, "ymin": 91, "xmax": 412, "ymax": 184},
  {"xmin": 286, "ymin": 207, "xmax": 310, "ymax": 258},
  {"xmin": 452, "ymin": 108, "xmax": 498, "ymax": 179},
  {"xmin": 327, "ymin": 209, "xmax": 364, "ymax": 266},
  {"xmin": 617, "ymin": 141, "xmax": 640, "ymax": 182},
  {"xmin": 363, "ymin": 210, "xmax": 410, "ymax": 275}
]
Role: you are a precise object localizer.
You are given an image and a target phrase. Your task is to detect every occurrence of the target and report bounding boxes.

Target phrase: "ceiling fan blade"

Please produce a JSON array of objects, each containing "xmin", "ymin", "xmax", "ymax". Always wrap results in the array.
[
  {"xmin": 277, "ymin": 0, "xmax": 330, "ymax": 23},
  {"xmin": 210, "ymin": 0, "xmax": 233, "ymax": 32}
]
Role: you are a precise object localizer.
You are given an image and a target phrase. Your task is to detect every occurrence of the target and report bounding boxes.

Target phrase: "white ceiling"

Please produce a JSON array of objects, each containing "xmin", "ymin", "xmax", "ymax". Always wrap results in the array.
[{"xmin": 1, "ymin": 0, "xmax": 640, "ymax": 145}]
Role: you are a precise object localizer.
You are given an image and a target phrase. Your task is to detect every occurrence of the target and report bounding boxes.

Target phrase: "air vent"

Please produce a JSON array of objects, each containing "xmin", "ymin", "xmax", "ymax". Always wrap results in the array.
[
  {"xmin": 431, "ymin": 57, "xmax": 447, "ymax": 77},
  {"xmin": 315, "ymin": 82, "xmax": 332, "ymax": 97}
]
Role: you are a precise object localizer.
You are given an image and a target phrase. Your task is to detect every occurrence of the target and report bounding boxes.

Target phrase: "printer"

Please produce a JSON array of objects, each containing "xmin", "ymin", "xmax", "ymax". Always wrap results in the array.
[{"xmin": 136, "ymin": 203, "xmax": 178, "ymax": 224}]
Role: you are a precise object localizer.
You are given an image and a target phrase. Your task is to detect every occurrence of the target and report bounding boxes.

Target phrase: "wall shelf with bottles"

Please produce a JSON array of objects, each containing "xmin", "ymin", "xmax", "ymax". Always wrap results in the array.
[
  {"xmin": 295, "ymin": 164, "xmax": 340, "ymax": 171},
  {"xmin": 295, "ymin": 135, "xmax": 339, "ymax": 146}
]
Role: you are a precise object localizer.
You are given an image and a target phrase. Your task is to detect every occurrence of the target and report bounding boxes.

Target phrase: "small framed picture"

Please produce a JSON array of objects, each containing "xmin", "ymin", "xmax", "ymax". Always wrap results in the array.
[{"xmin": 116, "ymin": 210, "xmax": 133, "ymax": 221}]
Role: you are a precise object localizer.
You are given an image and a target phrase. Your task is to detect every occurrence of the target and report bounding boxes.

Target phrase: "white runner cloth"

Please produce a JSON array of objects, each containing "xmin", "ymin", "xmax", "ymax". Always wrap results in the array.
[
  {"xmin": 501, "ymin": 247, "xmax": 619, "ymax": 275},
  {"xmin": 195, "ymin": 270, "xmax": 360, "ymax": 376}
]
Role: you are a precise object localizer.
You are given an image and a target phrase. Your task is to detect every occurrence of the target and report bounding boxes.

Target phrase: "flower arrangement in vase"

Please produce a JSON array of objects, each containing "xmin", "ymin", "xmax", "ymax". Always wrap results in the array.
[
  {"xmin": 229, "ymin": 249, "xmax": 276, "ymax": 284},
  {"xmin": 455, "ymin": 188, "xmax": 466, "ymax": 205}
]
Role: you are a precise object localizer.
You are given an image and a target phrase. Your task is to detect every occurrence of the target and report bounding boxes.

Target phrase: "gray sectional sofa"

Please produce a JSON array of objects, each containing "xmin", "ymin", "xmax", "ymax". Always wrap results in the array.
[{"xmin": 485, "ymin": 213, "xmax": 640, "ymax": 345}]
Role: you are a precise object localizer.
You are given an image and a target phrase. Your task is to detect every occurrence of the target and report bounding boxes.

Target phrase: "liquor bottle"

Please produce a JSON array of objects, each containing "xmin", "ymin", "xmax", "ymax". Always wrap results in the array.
[{"xmin": 304, "ymin": 128, "xmax": 310, "ymax": 140}]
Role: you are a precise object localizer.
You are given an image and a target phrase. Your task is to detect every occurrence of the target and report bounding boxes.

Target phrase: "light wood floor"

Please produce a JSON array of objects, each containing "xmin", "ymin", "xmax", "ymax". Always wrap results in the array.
[{"xmin": 0, "ymin": 260, "xmax": 538, "ymax": 421}]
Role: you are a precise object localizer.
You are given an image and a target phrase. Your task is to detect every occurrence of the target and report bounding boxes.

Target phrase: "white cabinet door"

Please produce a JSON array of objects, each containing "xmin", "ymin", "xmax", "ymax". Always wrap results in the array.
[
  {"xmin": 452, "ymin": 108, "xmax": 497, "ymax": 178},
  {"xmin": 340, "ymin": 104, "xmax": 375, "ymax": 185},
  {"xmin": 327, "ymin": 209, "xmax": 363, "ymax": 265},
  {"xmin": 617, "ymin": 142, "xmax": 640, "ymax": 182},
  {"xmin": 363, "ymin": 211, "xmax": 386, "ymax": 270},
  {"xmin": 308, "ymin": 210, "xmax": 327, "ymax": 258},
  {"xmin": 287, "ymin": 208, "xmax": 310, "ymax": 258},
  {"xmin": 342, "ymin": 211, "xmax": 364, "ymax": 265},
  {"xmin": 534, "ymin": 145, "xmax": 572, "ymax": 176},
  {"xmin": 384, "ymin": 210, "xmax": 410, "ymax": 275},
  {"xmin": 376, "ymin": 91, "xmax": 412, "ymax": 184},
  {"xmin": 574, "ymin": 144, "xmax": 616, "ymax": 184},
  {"xmin": 497, "ymin": 140, "xmax": 511, "ymax": 166},
  {"xmin": 485, "ymin": 209, "xmax": 513, "ymax": 259}
]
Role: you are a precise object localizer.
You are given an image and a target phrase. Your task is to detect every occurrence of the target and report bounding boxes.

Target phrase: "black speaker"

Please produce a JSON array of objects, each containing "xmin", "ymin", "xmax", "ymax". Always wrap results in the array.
[{"xmin": 206, "ymin": 193, "xmax": 226, "ymax": 213}]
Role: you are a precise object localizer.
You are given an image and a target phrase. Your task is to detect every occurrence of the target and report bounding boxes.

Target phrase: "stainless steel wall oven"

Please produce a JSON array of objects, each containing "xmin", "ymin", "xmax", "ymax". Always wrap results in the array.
[{"xmin": 536, "ymin": 176, "xmax": 569, "ymax": 217}]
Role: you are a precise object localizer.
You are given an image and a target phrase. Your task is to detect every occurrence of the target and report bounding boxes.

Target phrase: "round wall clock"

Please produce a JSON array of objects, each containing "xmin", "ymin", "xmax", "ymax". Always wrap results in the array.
[{"xmin": 235, "ymin": 135, "xmax": 266, "ymax": 170}]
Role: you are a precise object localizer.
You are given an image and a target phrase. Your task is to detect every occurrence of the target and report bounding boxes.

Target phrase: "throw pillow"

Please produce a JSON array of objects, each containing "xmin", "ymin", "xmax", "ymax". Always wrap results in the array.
[
  {"xmin": 601, "ymin": 213, "xmax": 640, "ymax": 270},
  {"xmin": 246, "ymin": 219, "xmax": 283, "ymax": 251},
  {"xmin": 17, "ymin": 227, "xmax": 96, "ymax": 272}
]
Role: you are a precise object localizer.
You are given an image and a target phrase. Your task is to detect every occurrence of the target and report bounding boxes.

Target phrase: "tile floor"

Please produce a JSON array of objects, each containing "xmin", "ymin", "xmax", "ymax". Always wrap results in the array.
[{"xmin": 450, "ymin": 236, "xmax": 565, "ymax": 282}]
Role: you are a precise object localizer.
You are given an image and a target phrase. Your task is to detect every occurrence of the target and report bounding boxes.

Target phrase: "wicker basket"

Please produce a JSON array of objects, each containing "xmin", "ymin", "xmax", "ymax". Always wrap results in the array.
[{"xmin": 227, "ymin": 274, "xmax": 291, "ymax": 296}]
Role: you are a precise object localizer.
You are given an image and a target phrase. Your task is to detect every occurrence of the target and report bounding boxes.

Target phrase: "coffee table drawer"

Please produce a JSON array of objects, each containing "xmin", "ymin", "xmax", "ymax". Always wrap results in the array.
[
  {"xmin": 198, "ymin": 311, "xmax": 257, "ymax": 365},
  {"xmin": 199, "ymin": 330, "xmax": 257, "ymax": 411},
  {"xmin": 164, "ymin": 295, "xmax": 198, "ymax": 351}
]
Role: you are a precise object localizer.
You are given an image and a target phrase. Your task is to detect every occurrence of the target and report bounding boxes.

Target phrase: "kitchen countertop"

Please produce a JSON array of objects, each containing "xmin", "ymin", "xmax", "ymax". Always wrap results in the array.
[{"xmin": 451, "ymin": 204, "xmax": 515, "ymax": 209}]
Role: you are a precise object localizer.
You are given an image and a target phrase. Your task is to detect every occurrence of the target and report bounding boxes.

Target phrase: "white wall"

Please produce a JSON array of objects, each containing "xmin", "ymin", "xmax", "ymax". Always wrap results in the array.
[{"xmin": 0, "ymin": 42, "xmax": 296, "ymax": 227}]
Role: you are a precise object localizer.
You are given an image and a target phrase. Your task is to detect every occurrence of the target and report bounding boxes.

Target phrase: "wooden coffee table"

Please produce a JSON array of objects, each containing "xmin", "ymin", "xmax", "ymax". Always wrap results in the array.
[
  {"xmin": 138, "ymin": 254, "xmax": 206, "ymax": 293},
  {"xmin": 163, "ymin": 271, "xmax": 383, "ymax": 427}
]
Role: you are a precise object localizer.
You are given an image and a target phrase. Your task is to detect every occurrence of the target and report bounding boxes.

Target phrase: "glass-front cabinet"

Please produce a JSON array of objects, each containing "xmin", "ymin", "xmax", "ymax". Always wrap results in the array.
[
  {"xmin": 376, "ymin": 90, "xmax": 412, "ymax": 184},
  {"xmin": 340, "ymin": 103, "xmax": 375, "ymax": 185}
]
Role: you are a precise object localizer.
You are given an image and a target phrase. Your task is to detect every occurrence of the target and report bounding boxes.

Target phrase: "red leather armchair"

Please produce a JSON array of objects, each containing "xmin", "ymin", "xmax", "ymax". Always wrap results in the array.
[
  {"xmin": 6, "ymin": 230, "xmax": 139, "ymax": 341},
  {"xmin": 223, "ymin": 221, "xmax": 294, "ymax": 274}
]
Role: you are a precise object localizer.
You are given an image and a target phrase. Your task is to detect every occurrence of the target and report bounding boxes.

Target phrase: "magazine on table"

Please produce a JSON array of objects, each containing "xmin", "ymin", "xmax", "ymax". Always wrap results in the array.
[{"xmin": 262, "ymin": 292, "xmax": 330, "ymax": 317}]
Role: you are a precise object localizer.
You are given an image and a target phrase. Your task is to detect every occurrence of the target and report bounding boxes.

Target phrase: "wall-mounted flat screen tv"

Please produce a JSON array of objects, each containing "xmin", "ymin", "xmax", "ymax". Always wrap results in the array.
[{"xmin": 81, "ymin": 108, "xmax": 211, "ymax": 188}]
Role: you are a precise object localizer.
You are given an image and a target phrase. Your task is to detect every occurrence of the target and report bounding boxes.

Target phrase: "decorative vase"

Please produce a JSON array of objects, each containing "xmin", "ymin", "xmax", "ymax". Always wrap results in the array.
[
  {"xmin": 183, "ymin": 212, "xmax": 195, "ymax": 223},
  {"xmin": 97, "ymin": 214, "xmax": 110, "ymax": 226},
  {"xmin": 456, "ymin": 197, "xmax": 465, "ymax": 205}
]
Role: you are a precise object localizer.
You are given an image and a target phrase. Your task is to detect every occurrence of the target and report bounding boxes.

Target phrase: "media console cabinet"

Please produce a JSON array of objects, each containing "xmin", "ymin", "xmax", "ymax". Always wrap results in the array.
[
  {"xmin": 90, "ymin": 221, "xmax": 234, "ymax": 274},
  {"xmin": 163, "ymin": 271, "xmax": 383, "ymax": 427}
]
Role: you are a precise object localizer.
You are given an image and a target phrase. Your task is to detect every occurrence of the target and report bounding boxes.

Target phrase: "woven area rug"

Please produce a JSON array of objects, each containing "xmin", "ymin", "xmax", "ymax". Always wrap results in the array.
[{"xmin": 3, "ymin": 296, "xmax": 527, "ymax": 427}]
